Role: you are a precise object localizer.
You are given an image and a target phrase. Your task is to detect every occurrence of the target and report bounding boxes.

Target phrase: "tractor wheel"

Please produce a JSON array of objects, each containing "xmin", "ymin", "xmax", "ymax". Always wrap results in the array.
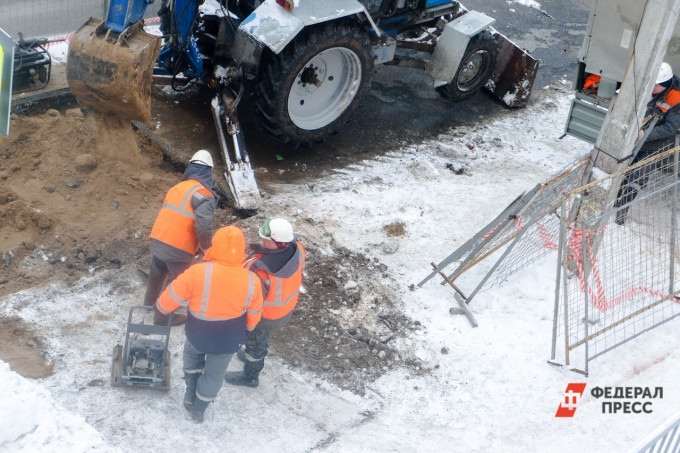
[
  {"xmin": 436, "ymin": 30, "xmax": 498, "ymax": 102},
  {"xmin": 253, "ymin": 22, "xmax": 374, "ymax": 145}
]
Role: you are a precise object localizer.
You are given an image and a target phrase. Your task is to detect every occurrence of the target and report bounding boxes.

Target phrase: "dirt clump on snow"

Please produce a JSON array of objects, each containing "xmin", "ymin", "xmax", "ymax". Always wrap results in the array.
[
  {"xmin": 0, "ymin": 104, "xmax": 424, "ymax": 394},
  {"xmin": 0, "ymin": 316, "xmax": 53, "ymax": 378},
  {"xmin": 383, "ymin": 221, "xmax": 406, "ymax": 237}
]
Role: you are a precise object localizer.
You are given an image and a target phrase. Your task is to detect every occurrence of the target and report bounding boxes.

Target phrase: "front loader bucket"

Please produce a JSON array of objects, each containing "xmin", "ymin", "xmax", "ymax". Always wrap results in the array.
[
  {"xmin": 488, "ymin": 30, "xmax": 539, "ymax": 108},
  {"xmin": 67, "ymin": 18, "xmax": 161, "ymax": 123}
]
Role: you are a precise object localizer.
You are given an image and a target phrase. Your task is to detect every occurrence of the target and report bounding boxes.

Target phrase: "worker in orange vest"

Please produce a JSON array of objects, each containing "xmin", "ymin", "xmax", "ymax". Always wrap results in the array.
[
  {"xmin": 225, "ymin": 217, "xmax": 305, "ymax": 388},
  {"xmin": 143, "ymin": 150, "xmax": 217, "ymax": 325},
  {"xmin": 157, "ymin": 226, "xmax": 263, "ymax": 423},
  {"xmin": 583, "ymin": 74, "xmax": 601, "ymax": 91},
  {"xmin": 615, "ymin": 62, "xmax": 680, "ymax": 224}
]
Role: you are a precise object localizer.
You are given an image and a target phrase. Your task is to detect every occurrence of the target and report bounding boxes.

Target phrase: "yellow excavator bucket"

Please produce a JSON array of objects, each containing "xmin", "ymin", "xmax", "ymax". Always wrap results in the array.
[{"xmin": 67, "ymin": 18, "xmax": 161, "ymax": 123}]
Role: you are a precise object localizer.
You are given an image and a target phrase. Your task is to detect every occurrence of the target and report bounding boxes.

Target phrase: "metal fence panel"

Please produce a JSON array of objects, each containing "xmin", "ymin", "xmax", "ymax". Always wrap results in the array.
[
  {"xmin": 628, "ymin": 409, "xmax": 680, "ymax": 453},
  {"xmin": 553, "ymin": 146, "xmax": 680, "ymax": 373}
]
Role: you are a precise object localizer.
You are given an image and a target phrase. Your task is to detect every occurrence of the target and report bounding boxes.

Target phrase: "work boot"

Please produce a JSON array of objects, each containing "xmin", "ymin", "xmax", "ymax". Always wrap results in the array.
[
  {"xmin": 615, "ymin": 207, "xmax": 629, "ymax": 226},
  {"xmin": 236, "ymin": 349, "xmax": 246, "ymax": 363},
  {"xmin": 183, "ymin": 372, "xmax": 200, "ymax": 411},
  {"xmin": 190, "ymin": 398, "xmax": 210, "ymax": 423},
  {"xmin": 153, "ymin": 308, "xmax": 186, "ymax": 326},
  {"xmin": 613, "ymin": 184, "xmax": 638, "ymax": 226},
  {"xmin": 225, "ymin": 359, "xmax": 264, "ymax": 388},
  {"xmin": 143, "ymin": 268, "xmax": 166, "ymax": 307}
]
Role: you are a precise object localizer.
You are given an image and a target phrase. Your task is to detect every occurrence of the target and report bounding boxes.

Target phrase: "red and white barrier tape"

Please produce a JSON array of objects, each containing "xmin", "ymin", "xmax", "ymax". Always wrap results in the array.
[{"xmin": 567, "ymin": 223, "xmax": 677, "ymax": 311}]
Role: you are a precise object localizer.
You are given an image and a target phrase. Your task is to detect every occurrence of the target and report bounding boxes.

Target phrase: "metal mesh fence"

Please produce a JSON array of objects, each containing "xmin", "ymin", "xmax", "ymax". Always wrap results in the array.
[
  {"xmin": 436, "ymin": 156, "xmax": 590, "ymax": 295},
  {"xmin": 552, "ymin": 145, "xmax": 680, "ymax": 374},
  {"xmin": 476, "ymin": 158, "xmax": 590, "ymax": 292},
  {"xmin": 418, "ymin": 156, "xmax": 592, "ymax": 328},
  {"xmin": 0, "ymin": 1, "xmax": 158, "ymax": 41}
]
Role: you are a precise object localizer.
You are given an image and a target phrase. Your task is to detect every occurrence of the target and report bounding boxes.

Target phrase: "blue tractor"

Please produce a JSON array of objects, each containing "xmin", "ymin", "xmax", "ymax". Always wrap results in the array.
[{"xmin": 67, "ymin": 0, "xmax": 538, "ymax": 209}]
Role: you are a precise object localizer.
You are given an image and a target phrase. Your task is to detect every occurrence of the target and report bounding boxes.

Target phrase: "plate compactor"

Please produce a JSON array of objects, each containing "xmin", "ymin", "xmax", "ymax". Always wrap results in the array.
[{"xmin": 111, "ymin": 306, "xmax": 173, "ymax": 390}]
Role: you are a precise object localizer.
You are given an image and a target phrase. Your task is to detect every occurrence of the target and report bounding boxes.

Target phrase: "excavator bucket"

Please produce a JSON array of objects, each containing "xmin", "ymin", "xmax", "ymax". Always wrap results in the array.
[
  {"xmin": 488, "ymin": 31, "xmax": 539, "ymax": 108},
  {"xmin": 67, "ymin": 18, "xmax": 161, "ymax": 123}
]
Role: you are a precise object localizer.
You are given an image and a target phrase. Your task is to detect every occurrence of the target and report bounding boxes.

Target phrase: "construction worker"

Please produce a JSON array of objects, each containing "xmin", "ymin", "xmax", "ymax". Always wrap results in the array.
[
  {"xmin": 156, "ymin": 226, "xmax": 263, "ymax": 423},
  {"xmin": 143, "ymin": 150, "xmax": 217, "ymax": 325},
  {"xmin": 634, "ymin": 62, "xmax": 680, "ymax": 153},
  {"xmin": 615, "ymin": 62, "xmax": 680, "ymax": 224},
  {"xmin": 225, "ymin": 217, "xmax": 305, "ymax": 388}
]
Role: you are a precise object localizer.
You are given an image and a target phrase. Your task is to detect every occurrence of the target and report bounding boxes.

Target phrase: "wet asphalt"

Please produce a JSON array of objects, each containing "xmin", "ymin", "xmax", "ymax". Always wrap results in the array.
[{"xmin": 148, "ymin": 1, "xmax": 592, "ymax": 182}]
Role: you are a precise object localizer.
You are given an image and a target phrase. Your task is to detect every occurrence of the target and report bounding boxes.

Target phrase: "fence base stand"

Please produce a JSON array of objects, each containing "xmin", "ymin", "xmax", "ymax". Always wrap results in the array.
[
  {"xmin": 450, "ymin": 293, "xmax": 478, "ymax": 328},
  {"xmin": 547, "ymin": 360, "xmax": 589, "ymax": 376}
]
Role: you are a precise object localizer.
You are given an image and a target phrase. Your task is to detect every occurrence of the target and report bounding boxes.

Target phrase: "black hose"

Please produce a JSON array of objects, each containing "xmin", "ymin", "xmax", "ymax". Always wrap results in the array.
[{"xmin": 221, "ymin": 0, "xmax": 238, "ymax": 33}]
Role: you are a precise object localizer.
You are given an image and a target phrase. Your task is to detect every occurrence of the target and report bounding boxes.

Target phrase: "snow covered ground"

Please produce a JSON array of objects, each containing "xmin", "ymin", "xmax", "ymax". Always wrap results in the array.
[{"xmin": 3, "ymin": 82, "xmax": 680, "ymax": 452}]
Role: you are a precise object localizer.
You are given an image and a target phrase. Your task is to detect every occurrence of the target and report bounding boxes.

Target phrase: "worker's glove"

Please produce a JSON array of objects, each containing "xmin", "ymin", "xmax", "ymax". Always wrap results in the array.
[{"xmin": 637, "ymin": 129, "xmax": 645, "ymax": 142}]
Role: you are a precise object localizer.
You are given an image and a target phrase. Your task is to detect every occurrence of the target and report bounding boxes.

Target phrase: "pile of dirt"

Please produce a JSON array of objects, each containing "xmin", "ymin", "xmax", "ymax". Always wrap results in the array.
[
  {"xmin": 277, "ymin": 241, "xmax": 426, "ymax": 394},
  {"xmin": 0, "ymin": 105, "xmax": 423, "ymax": 394},
  {"xmin": 0, "ymin": 108, "xmax": 180, "ymax": 297}
]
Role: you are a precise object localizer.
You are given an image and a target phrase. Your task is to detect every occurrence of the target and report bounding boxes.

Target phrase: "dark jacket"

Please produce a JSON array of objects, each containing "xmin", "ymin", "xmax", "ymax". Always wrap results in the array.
[
  {"xmin": 182, "ymin": 164, "xmax": 217, "ymax": 251},
  {"xmin": 647, "ymin": 75, "xmax": 680, "ymax": 143},
  {"xmin": 246, "ymin": 241, "xmax": 298, "ymax": 295}
]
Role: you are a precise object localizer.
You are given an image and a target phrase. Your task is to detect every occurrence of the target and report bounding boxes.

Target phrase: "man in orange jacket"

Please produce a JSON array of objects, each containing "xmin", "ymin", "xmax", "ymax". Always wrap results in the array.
[
  {"xmin": 614, "ymin": 62, "xmax": 680, "ymax": 225},
  {"xmin": 144, "ymin": 150, "xmax": 217, "ymax": 325},
  {"xmin": 157, "ymin": 226, "xmax": 263, "ymax": 423},
  {"xmin": 225, "ymin": 217, "xmax": 305, "ymax": 388}
]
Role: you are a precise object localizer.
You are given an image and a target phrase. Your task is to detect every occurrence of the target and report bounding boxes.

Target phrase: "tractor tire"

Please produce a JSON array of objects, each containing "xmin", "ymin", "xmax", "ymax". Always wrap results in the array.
[
  {"xmin": 253, "ymin": 22, "xmax": 374, "ymax": 145},
  {"xmin": 436, "ymin": 30, "xmax": 498, "ymax": 102}
]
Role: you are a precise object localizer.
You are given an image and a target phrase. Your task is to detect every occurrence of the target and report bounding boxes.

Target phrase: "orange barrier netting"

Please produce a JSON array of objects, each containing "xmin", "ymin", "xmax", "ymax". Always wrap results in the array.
[{"xmin": 567, "ymin": 223, "xmax": 677, "ymax": 311}]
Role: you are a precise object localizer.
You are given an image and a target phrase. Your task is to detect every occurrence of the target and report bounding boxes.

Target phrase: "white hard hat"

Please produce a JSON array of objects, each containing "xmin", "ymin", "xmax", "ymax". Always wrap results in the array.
[
  {"xmin": 259, "ymin": 217, "xmax": 294, "ymax": 243},
  {"xmin": 656, "ymin": 62, "xmax": 673, "ymax": 85},
  {"xmin": 190, "ymin": 149, "xmax": 214, "ymax": 167}
]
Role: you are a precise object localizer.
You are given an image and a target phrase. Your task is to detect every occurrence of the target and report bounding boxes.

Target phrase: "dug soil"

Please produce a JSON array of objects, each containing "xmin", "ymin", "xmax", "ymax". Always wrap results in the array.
[{"xmin": 0, "ymin": 105, "xmax": 424, "ymax": 393}]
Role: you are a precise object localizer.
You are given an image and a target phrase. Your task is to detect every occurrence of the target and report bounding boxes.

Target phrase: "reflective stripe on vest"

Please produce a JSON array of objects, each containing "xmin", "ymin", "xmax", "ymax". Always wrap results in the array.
[
  {"xmin": 656, "ymin": 89, "xmax": 680, "ymax": 112},
  {"xmin": 263, "ymin": 244, "xmax": 305, "ymax": 318},
  {"xmin": 264, "ymin": 276, "xmax": 300, "ymax": 307},
  {"xmin": 199, "ymin": 262, "xmax": 213, "ymax": 318},
  {"xmin": 242, "ymin": 241, "xmax": 305, "ymax": 319},
  {"xmin": 187, "ymin": 263, "xmax": 260, "ymax": 321},
  {"xmin": 161, "ymin": 185, "xmax": 201, "ymax": 220},
  {"xmin": 150, "ymin": 180, "xmax": 211, "ymax": 254},
  {"xmin": 157, "ymin": 282, "xmax": 189, "ymax": 314},
  {"xmin": 244, "ymin": 273, "xmax": 261, "ymax": 315}
]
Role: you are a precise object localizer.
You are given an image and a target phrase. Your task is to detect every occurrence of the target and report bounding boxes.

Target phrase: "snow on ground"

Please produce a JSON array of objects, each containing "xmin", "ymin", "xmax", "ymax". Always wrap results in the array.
[
  {"xmin": 2, "ymin": 87, "xmax": 680, "ymax": 452},
  {"xmin": 511, "ymin": 0, "xmax": 543, "ymax": 11},
  {"xmin": 0, "ymin": 361, "xmax": 116, "ymax": 452}
]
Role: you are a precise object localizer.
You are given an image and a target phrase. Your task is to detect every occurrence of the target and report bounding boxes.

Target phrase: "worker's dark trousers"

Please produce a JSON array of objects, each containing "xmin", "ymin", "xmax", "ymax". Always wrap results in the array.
[
  {"xmin": 244, "ymin": 312, "xmax": 293, "ymax": 362},
  {"xmin": 183, "ymin": 339, "xmax": 233, "ymax": 401},
  {"xmin": 613, "ymin": 140, "xmax": 669, "ymax": 224},
  {"xmin": 144, "ymin": 255, "xmax": 192, "ymax": 306}
]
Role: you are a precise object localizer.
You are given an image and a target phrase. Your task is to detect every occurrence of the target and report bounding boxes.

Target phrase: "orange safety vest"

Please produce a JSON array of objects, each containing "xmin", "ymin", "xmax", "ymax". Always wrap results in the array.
[
  {"xmin": 150, "ymin": 180, "xmax": 213, "ymax": 255},
  {"xmin": 583, "ymin": 74, "xmax": 601, "ymax": 90},
  {"xmin": 158, "ymin": 261, "xmax": 263, "ymax": 331},
  {"xmin": 244, "ymin": 241, "xmax": 305, "ymax": 320},
  {"xmin": 656, "ymin": 88, "xmax": 680, "ymax": 113}
]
